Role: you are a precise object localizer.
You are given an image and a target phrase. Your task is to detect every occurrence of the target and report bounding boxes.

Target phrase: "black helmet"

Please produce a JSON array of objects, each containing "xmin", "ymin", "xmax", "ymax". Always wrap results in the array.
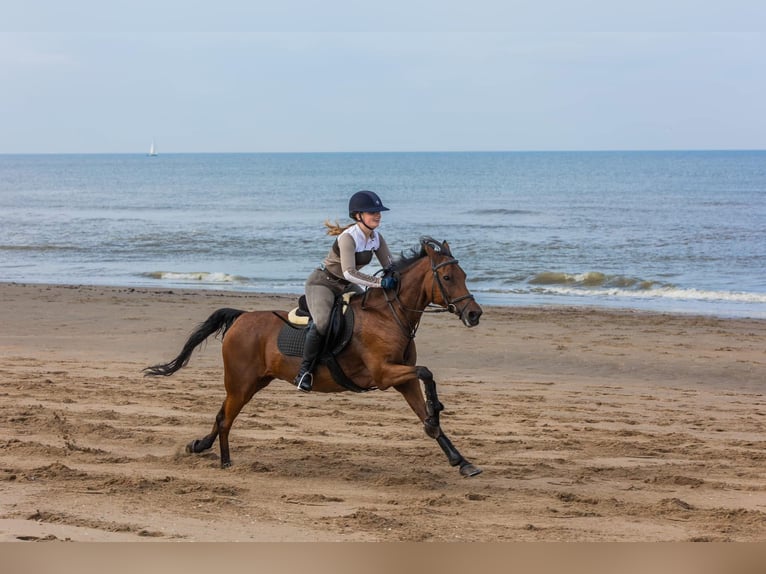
[{"xmin": 348, "ymin": 190, "xmax": 390, "ymax": 218}]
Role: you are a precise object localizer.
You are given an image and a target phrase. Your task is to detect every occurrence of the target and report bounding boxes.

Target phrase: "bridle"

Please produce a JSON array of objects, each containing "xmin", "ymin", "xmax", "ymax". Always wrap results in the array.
[
  {"xmin": 372, "ymin": 252, "xmax": 476, "ymax": 341},
  {"xmin": 429, "ymin": 256, "xmax": 476, "ymax": 320}
]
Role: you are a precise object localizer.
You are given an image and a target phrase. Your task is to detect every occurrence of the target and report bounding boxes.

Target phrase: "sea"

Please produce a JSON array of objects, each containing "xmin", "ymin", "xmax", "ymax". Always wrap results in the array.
[{"xmin": 1, "ymin": 151, "xmax": 765, "ymax": 319}]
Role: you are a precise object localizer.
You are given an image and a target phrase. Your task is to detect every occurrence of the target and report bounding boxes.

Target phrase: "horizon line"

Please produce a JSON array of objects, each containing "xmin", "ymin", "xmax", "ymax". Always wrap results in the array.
[{"xmin": 2, "ymin": 148, "xmax": 765, "ymax": 156}]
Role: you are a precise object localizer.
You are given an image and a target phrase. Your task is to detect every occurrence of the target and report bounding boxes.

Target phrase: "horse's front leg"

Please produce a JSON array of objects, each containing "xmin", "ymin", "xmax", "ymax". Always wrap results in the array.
[{"xmin": 394, "ymin": 366, "xmax": 482, "ymax": 477}]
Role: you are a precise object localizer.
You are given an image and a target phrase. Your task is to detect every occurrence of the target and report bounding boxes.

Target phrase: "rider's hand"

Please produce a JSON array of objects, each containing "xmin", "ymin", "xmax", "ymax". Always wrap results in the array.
[{"xmin": 380, "ymin": 276, "xmax": 398, "ymax": 290}]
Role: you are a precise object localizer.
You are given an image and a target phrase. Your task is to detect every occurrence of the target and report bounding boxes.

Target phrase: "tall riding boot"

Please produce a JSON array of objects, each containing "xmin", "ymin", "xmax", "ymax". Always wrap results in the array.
[{"xmin": 294, "ymin": 323, "xmax": 323, "ymax": 392}]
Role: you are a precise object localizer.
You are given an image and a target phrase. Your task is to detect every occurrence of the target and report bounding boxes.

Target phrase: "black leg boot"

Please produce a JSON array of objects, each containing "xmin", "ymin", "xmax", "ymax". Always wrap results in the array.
[{"xmin": 294, "ymin": 324, "xmax": 323, "ymax": 392}]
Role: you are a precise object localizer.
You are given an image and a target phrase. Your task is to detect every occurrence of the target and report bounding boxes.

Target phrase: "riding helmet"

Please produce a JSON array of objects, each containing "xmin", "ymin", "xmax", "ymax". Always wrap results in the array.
[{"xmin": 348, "ymin": 190, "xmax": 390, "ymax": 218}]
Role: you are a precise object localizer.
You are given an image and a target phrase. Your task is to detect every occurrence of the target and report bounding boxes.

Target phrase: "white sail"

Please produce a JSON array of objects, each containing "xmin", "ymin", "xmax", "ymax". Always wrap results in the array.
[{"xmin": 148, "ymin": 140, "xmax": 157, "ymax": 156}]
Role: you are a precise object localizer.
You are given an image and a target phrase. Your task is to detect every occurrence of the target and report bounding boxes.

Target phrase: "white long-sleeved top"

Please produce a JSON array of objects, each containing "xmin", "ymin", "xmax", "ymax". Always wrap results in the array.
[{"xmin": 321, "ymin": 224, "xmax": 394, "ymax": 289}]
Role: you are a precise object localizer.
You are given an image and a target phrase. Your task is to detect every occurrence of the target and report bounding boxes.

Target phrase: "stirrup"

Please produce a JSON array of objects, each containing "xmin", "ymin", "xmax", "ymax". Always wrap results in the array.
[{"xmin": 295, "ymin": 372, "xmax": 313, "ymax": 393}]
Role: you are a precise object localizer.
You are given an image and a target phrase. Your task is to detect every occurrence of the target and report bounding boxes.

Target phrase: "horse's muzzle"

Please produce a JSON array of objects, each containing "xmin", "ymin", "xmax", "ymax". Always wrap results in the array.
[
  {"xmin": 464, "ymin": 308, "xmax": 482, "ymax": 327},
  {"xmin": 457, "ymin": 302, "xmax": 482, "ymax": 327}
]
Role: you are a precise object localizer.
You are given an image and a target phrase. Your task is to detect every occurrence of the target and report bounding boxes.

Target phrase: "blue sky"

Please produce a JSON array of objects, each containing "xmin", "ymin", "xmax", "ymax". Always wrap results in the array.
[{"xmin": 2, "ymin": 2, "xmax": 764, "ymax": 153}]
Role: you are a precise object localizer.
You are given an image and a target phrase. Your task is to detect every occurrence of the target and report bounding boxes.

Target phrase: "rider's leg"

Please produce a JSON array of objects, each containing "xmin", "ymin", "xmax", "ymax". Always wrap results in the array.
[
  {"xmin": 294, "ymin": 271, "xmax": 336, "ymax": 392},
  {"xmin": 294, "ymin": 322, "xmax": 323, "ymax": 392}
]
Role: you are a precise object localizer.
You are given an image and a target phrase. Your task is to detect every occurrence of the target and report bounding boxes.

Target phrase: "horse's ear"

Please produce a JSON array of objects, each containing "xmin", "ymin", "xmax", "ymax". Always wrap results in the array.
[{"xmin": 421, "ymin": 236, "xmax": 451, "ymax": 257}]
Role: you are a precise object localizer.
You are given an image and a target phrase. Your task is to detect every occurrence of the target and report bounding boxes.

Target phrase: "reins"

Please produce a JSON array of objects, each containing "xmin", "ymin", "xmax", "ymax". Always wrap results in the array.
[{"xmin": 364, "ymin": 252, "xmax": 476, "ymax": 342}]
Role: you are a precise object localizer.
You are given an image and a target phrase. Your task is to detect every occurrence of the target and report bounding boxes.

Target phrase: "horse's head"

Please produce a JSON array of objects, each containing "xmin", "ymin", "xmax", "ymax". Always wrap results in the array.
[{"xmin": 421, "ymin": 238, "xmax": 483, "ymax": 327}]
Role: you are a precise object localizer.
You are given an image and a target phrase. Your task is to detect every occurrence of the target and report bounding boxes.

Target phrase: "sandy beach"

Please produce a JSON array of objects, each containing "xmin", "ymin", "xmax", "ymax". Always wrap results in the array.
[{"xmin": 1, "ymin": 281, "xmax": 765, "ymax": 542}]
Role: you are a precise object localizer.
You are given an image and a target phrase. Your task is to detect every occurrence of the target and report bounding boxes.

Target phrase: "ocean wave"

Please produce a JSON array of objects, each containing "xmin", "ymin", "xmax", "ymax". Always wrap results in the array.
[
  {"xmin": 468, "ymin": 208, "xmax": 539, "ymax": 216},
  {"xmin": 0, "ymin": 243, "xmax": 80, "ymax": 252},
  {"xmin": 528, "ymin": 271, "xmax": 662, "ymax": 290},
  {"xmin": 538, "ymin": 285, "xmax": 766, "ymax": 304},
  {"xmin": 141, "ymin": 271, "xmax": 249, "ymax": 284},
  {"xmin": 512, "ymin": 271, "xmax": 766, "ymax": 305}
]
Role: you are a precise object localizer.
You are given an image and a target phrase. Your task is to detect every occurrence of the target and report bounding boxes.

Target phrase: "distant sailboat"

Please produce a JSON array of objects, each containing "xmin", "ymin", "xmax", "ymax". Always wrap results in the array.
[{"xmin": 148, "ymin": 139, "xmax": 158, "ymax": 157}]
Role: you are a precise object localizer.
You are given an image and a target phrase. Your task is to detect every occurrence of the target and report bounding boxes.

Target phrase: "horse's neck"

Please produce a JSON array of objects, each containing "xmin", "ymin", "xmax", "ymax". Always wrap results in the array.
[
  {"xmin": 360, "ymin": 258, "xmax": 430, "ymax": 324},
  {"xmin": 395, "ymin": 259, "xmax": 432, "ymax": 316}
]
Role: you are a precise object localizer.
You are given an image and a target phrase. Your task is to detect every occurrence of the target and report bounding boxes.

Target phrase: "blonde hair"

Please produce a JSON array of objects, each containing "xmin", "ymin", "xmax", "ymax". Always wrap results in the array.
[{"xmin": 324, "ymin": 219, "xmax": 355, "ymax": 236}]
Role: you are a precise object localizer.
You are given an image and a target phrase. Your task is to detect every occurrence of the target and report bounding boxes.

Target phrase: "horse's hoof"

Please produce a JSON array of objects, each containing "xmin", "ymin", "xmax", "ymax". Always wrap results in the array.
[
  {"xmin": 221, "ymin": 461, "xmax": 232, "ymax": 469},
  {"xmin": 459, "ymin": 463, "xmax": 482, "ymax": 477},
  {"xmin": 185, "ymin": 440, "xmax": 198, "ymax": 454}
]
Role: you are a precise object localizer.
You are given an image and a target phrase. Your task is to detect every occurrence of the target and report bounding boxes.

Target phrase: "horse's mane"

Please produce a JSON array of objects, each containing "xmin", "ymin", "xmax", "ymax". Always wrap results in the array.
[{"xmin": 389, "ymin": 236, "xmax": 452, "ymax": 273}]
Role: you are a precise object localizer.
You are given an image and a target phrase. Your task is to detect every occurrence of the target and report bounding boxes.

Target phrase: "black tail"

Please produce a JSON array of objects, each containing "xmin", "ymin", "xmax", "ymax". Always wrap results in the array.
[{"xmin": 143, "ymin": 308, "xmax": 246, "ymax": 377}]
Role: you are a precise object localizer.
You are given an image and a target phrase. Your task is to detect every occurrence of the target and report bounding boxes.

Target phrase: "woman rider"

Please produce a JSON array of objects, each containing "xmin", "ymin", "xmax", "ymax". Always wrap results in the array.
[{"xmin": 294, "ymin": 190, "xmax": 398, "ymax": 392}]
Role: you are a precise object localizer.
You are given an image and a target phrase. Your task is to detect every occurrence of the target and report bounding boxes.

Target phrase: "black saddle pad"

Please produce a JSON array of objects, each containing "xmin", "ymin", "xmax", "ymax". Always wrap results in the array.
[{"xmin": 277, "ymin": 305, "xmax": 355, "ymax": 359}]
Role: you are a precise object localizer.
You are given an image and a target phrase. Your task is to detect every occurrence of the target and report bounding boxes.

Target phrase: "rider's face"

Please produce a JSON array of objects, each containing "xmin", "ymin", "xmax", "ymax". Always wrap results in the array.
[{"xmin": 358, "ymin": 211, "xmax": 381, "ymax": 230}]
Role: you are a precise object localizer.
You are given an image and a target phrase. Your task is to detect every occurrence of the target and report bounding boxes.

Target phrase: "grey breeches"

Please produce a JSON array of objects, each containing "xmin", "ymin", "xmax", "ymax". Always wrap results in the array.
[{"xmin": 304, "ymin": 268, "xmax": 363, "ymax": 335}]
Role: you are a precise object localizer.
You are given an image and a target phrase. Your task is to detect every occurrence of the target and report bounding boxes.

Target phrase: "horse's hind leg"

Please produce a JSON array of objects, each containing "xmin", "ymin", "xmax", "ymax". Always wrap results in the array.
[
  {"xmin": 187, "ymin": 378, "xmax": 268, "ymax": 468},
  {"xmin": 186, "ymin": 405, "xmax": 223, "ymax": 455},
  {"xmin": 216, "ymin": 389, "xmax": 251, "ymax": 468},
  {"xmin": 396, "ymin": 368, "xmax": 482, "ymax": 477}
]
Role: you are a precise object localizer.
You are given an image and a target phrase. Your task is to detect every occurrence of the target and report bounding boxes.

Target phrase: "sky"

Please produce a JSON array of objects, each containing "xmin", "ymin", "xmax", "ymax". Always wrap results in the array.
[{"xmin": 2, "ymin": 1, "xmax": 765, "ymax": 153}]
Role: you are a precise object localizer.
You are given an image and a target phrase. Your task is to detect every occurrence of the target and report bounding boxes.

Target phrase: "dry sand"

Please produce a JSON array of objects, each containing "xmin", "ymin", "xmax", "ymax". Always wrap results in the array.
[{"xmin": 1, "ymin": 282, "xmax": 765, "ymax": 542}]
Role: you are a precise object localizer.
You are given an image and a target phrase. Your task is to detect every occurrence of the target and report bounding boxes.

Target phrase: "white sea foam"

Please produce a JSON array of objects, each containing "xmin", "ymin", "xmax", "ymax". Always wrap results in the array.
[
  {"xmin": 541, "ymin": 285, "xmax": 766, "ymax": 304},
  {"xmin": 143, "ymin": 271, "xmax": 247, "ymax": 284}
]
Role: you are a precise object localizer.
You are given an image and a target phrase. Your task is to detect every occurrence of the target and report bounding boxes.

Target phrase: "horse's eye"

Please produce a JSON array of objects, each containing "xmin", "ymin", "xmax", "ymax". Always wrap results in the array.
[{"xmin": 443, "ymin": 274, "xmax": 451, "ymax": 281}]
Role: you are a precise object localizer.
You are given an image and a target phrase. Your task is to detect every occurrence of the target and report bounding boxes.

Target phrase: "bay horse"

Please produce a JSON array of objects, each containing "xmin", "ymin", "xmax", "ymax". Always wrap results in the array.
[{"xmin": 144, "ymin": 237, "xmax": 484, "ymax": 477}]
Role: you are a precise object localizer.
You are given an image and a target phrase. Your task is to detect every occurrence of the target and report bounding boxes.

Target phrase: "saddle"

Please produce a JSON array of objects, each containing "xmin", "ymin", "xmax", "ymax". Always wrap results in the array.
[{"xmin": 276, "ymin": 293, "xmax": 370, "ymax": 392}]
